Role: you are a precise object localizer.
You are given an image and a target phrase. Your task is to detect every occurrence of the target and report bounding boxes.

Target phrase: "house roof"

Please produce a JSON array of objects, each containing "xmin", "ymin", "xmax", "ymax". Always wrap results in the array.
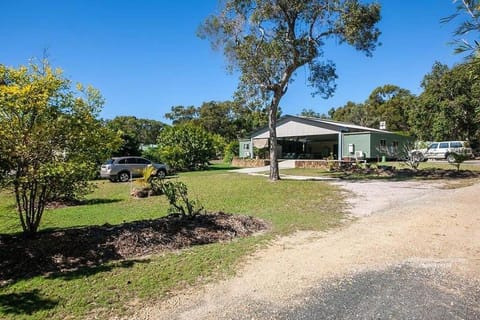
[{"xmin": 249, "ymin": 114, "xmax": 392, "ymax": 139}]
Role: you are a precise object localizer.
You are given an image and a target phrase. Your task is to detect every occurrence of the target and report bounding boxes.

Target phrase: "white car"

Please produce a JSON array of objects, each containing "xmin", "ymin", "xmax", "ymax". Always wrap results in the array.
[
  {"xmin": 100, "ymin": 156, "xmax": 168, "ymax": 182},
  {"xmin": 415, "ymin": 141, "xmax": 473, "ymax": 162}
]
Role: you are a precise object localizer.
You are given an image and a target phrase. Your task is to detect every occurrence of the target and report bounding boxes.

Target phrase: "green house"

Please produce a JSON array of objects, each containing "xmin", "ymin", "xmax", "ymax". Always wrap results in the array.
[
  {"xmin": 343, "ymin": 131, "xmax": 412, "ymax": 160},
  {"xmin": 241, "ymin": 115, "xmax": 411, "ymax": 160}
]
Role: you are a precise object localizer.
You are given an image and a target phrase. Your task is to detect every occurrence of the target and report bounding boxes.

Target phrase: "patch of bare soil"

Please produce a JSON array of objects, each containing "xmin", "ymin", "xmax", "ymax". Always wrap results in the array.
[{"xmin": 0, "ymin": 213, "xmax": 268, "ymax": 285}]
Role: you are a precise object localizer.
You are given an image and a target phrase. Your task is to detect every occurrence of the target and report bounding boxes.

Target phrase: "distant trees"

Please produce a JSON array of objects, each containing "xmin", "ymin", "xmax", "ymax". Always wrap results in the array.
[
  {"xmin": 299, "ymin": 108, "xmax": 326, "ymax": 119},
  {"xmin": 330, "ymin": 85, "xmax": 414, "ymax": 133},
  {"xmin": 164, "ymin": 100, "xmax": 269, "ymax": 141},
  {"xmin": 328, "ymin": 61, "xmax": 480, "ymax": 147},
  {"xmin": 410, "ymin": 61, "xmax": 480, "ymax": 143},
  {"xmin": 106, "ymin": 116, "xmax": 165, "ymax": 156},
  {"xmin": 0, "ymin": 60, "xmax": 120, "ymax": 235}
]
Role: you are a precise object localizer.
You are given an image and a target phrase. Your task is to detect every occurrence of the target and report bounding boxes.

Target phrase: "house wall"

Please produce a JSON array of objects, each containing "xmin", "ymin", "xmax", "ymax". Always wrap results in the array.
[
  {"xmin": 343, "ymin": 132, "xmax": 412, "ymax": 160},
  {"xmin": 239, "ymin": 140, "xmax": 252, "ymax": 158},
  {"xmin": 369, "ymin": 133, "xmax": 412, "ymax": 159},
  {"xmin": 343, "ymin": 133, "xmax": 372, "ymax": 158}
]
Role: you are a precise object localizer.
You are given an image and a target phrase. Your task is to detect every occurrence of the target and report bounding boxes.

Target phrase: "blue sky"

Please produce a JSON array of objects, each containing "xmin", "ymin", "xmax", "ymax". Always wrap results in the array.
[{"xmin": 0, "ymin": 1, "xmax": 469, "ymax": 122}]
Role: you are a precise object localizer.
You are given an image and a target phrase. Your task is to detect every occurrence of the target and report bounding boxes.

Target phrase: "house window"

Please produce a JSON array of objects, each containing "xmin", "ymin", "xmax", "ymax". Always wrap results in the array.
[
  {"xmin": 392, "ymin": 141, "xmax": 399, "ymax": 152},
  {"xmin": 380, "ymin": 139, "xmax": 387, "ymax": 147},
  {"xmin": 243, "ymin": 143, "xmax": 250, "ymax": 150}
]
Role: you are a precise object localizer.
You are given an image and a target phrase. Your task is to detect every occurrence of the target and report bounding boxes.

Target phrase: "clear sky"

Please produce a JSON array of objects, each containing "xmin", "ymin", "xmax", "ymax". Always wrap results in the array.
[{"xmin": 0, "ymin": 1, "xmax": 470, "ymax": 122}]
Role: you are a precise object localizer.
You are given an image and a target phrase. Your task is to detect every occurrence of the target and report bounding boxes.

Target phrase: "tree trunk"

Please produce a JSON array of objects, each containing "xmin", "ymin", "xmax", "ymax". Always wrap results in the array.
[{"xmin": 268, "ymin": 95, "xmax": 281, "ymax": 181}]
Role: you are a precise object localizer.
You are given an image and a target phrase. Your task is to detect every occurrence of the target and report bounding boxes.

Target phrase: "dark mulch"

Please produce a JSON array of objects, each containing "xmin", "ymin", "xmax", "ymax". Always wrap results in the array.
[
  {"xmin": 0, "ymin": 213, "xmax": 269, "ymax": 285},
  {"xmin": 340, "ymin": 167, "xmax": 479, "ymax": 179}
]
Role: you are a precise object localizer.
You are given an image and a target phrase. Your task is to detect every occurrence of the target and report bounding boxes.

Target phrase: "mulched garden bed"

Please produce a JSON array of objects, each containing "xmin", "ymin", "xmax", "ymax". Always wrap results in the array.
[
  {"xmin": 340, "ymin": 166, "xmax": 479, "ymax": 179},
  {"xmin": 0, "ymin": 213, "xmax": 269, "ymax": 285}
]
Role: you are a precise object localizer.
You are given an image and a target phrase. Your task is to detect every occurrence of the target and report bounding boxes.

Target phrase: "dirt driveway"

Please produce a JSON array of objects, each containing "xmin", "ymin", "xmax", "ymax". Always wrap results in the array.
[{"xmin": 128, "ymin": 179, "xmax": 480, "ymax": 319}]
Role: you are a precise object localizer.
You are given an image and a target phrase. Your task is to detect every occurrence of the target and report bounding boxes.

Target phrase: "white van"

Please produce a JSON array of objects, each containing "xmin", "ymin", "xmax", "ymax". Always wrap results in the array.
[{"xmin": 419, "ymin": 141, "xmax": 473, "ymax": 161}]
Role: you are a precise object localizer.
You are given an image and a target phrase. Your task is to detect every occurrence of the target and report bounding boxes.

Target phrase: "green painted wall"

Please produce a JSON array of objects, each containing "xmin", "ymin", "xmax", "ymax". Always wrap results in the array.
[
  {"xmin": 239, "ymin": 140, "xmax": 252, "ymax": 158},
  {"xmin": 343, "ymin": 132, "xmax": 412, "ymax": 160},
  {"xmin": 343, "ymin": 133, "xmax": 371, "ymax": 158}
]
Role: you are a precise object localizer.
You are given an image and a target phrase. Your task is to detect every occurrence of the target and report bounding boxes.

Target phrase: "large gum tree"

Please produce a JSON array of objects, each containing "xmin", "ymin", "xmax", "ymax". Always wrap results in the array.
[{"xmin": 199, "ymin": 0, "xmax": 381, "ymax": 180}]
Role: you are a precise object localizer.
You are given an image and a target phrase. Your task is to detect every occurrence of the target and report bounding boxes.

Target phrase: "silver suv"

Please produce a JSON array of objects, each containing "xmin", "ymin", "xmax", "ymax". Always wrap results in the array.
[
  {"xmin": 417, "ymin": 141, "xmax": 473, "ymax": 162},
  {"xmin": 100, "ymin": 156, "xmax": 168, "ymax": 182}
]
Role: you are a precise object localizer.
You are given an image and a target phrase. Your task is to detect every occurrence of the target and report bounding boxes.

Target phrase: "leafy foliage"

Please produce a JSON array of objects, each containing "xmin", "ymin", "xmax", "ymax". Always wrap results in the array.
[
  {"xmin": 162, "ymin": 181, "xmax": 205, "ymax": 218},
  {"xmin": 448, "ymin": 152, "xmax": 470, "ymax": 171},
  {"xmin": 131, "ymin": 166, "xmax": 164, "ymax": 198},
  {"xmin": 157, "ymin": 123, "xmax": 216, "ymax": 171},
  {"xmin": 442, "ymin": 0, "xmax": 480, "ymax": 58},
  {"xmin": 199, "ymin": 0, "xmax": 381, "ymax": 180},
  {"xmin": 0, "ymin": 60, "xmax": 120, "ymax": 235},
  {"xmin": 410, "ymin": 61, "xmax": 480, "ymax": 143},
  {"xmin": 106, "ymin": 116, "xmax": 165, "ymax": 156},
  {"xmin": 223, "ymin": 140, "xmax": 239, "ymax": 164},
  {"xmin": 164, "ymin": 100, "xmax": 270, "ymax": 142},
  {"xmin": 330, "ymin": 85, "xmax": 415, "ymax": 133}
]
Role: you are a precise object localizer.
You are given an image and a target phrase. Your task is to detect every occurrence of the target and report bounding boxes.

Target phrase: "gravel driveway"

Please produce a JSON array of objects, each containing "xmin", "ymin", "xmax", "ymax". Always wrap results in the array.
[{"xmin": 126, "ymin": 179, "xmax": 480, "ymax": 320}]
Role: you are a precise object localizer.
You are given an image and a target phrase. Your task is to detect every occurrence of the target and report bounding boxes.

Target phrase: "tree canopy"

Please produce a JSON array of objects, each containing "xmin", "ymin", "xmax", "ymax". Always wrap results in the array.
[
  {"xmin": 164, "ymin": 100, "xmax": 270, "ymax": 141},
  {"xmin": 156, "ymin": 123, "xmax": 218, "ymax": 171},
  {"xmin": 200, "ymin": 0, "xmax": 381, "ymax": 180},
  {"xmin": 410, "ymin": 61, "xmax": 480, "ymax": 143},
  {"xmin": 0, "ymin": 60, "xmax": 120, "ymax": 235},
  {"xmin": 106, "ymin": 116, "xmax": 165, "ymax": 156},
  {"xmin": 442, "ymin": 0, "xmax": 480, "ymax": 58},
  {"xmin": 329, "ymin": 84, "xmax": 414, "ymax": 133}
]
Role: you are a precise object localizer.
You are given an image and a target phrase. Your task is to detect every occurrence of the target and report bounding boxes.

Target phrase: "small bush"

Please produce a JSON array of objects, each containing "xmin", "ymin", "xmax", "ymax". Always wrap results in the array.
[
  {"xmin": 162, "ymin": 181, "xmax": 205, "ymax": 218},
  {"xmin": 223, "ymin": 140, "xmax": 239, "ymax": 163},
  {"xmin": 448, "ymin": 152, "xmax": 469, "ymax": 171},
  {"xmin": 131, "ymin": 166, "xmax": 164, "ymax": 198}
]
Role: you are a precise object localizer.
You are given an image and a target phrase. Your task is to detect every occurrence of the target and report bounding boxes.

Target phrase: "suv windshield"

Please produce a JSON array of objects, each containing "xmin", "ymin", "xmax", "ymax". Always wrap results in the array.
[{"xmin": 103, "ymin": 159, "xmax": 114, "ymax": 165}]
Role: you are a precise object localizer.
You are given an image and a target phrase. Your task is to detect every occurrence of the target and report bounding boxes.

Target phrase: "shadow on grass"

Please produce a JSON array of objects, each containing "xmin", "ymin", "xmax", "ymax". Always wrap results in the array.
[
  {"xmin": 207, "ymin": 165, "xmax": 241, "ymax": 171},
  {"xmin": 80, "ymin": 198, "xmax": 123, "ymax": 205},
  {"xmin": 46, "ymin": 259, "xmax": 150, "ymax": 281},
  {"xmin": 0, "ymin": 289, "xmax": 57, "ymax": 315},
  {"xmin": 0, "ymin": 213, "xmax": 267, "ymax": 286}
]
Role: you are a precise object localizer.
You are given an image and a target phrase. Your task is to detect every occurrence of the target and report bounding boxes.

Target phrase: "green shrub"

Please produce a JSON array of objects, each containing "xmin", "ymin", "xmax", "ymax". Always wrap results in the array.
[
  {"xmin": 448, "ymin": 152, "xmax": 469, "ymax": 171},
  {"xmin": 162, "ymin": 181, "xmax": 205, "ymax": 218},
  {"xmin": 157, "ymin": 124, "xmax": 215, "ymax": 171},
  {"xmin": 223, "ymin": 140, "xmax": 239, "ymax": 163}
]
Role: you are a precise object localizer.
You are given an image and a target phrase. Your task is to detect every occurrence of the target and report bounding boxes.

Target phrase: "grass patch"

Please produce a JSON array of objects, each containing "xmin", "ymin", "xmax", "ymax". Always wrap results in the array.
[{"xmin": 0, "ymin": 171, "xmax": 344, "ymax": 319}]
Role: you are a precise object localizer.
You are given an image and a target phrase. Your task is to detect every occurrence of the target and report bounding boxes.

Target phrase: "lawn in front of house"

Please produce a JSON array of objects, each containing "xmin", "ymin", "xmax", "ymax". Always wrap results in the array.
[{"xmin": 0, "ymin": 168, "xmax": 344, "ymax": 319}]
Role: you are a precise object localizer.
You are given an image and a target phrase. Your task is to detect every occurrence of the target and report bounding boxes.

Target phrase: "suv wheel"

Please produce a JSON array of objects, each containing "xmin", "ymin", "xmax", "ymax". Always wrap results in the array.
[
  {"xmin": 118, "ymin": 171, "xmax": 131, "ymax": 182},
  {"xmin": 156, "ymin": 169, "xmax": 166, "ymax": 179}
]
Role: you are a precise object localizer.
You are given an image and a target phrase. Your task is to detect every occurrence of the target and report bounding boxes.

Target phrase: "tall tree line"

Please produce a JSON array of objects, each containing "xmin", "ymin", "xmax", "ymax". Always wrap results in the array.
[{"xmin": 328, "ymin": 61, "xmax": 480, "ymax": 146}]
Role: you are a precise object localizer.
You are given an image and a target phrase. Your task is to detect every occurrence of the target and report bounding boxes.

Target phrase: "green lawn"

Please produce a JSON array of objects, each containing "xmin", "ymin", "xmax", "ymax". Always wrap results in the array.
[{"xmin": 0, "ymin": 167, "xmax": 345, "ymax": 319}]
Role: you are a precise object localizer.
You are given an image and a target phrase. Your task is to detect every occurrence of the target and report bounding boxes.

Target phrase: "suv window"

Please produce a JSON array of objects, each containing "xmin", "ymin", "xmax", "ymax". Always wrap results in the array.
[
  {"xmin": 125, "ymin": 158, "xmax": 137, "ymax": 164},
  {"xmin": 136, "ymin": 158, "xmax": 151, "ymax": 164},
  {"xmin": 439, "ymin": 142, "xmax": 449, "ymax": 148},
  {"xmin": 118, "ymin": 158, "xmax": 127, "ymax": 164},
  {"xmin": 429, "ymin": 143, "xmax": 438, "ymax": 149},
  {"xmin": 450, "ymin": 142, "xmax": 462, "ymax": 148}
]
